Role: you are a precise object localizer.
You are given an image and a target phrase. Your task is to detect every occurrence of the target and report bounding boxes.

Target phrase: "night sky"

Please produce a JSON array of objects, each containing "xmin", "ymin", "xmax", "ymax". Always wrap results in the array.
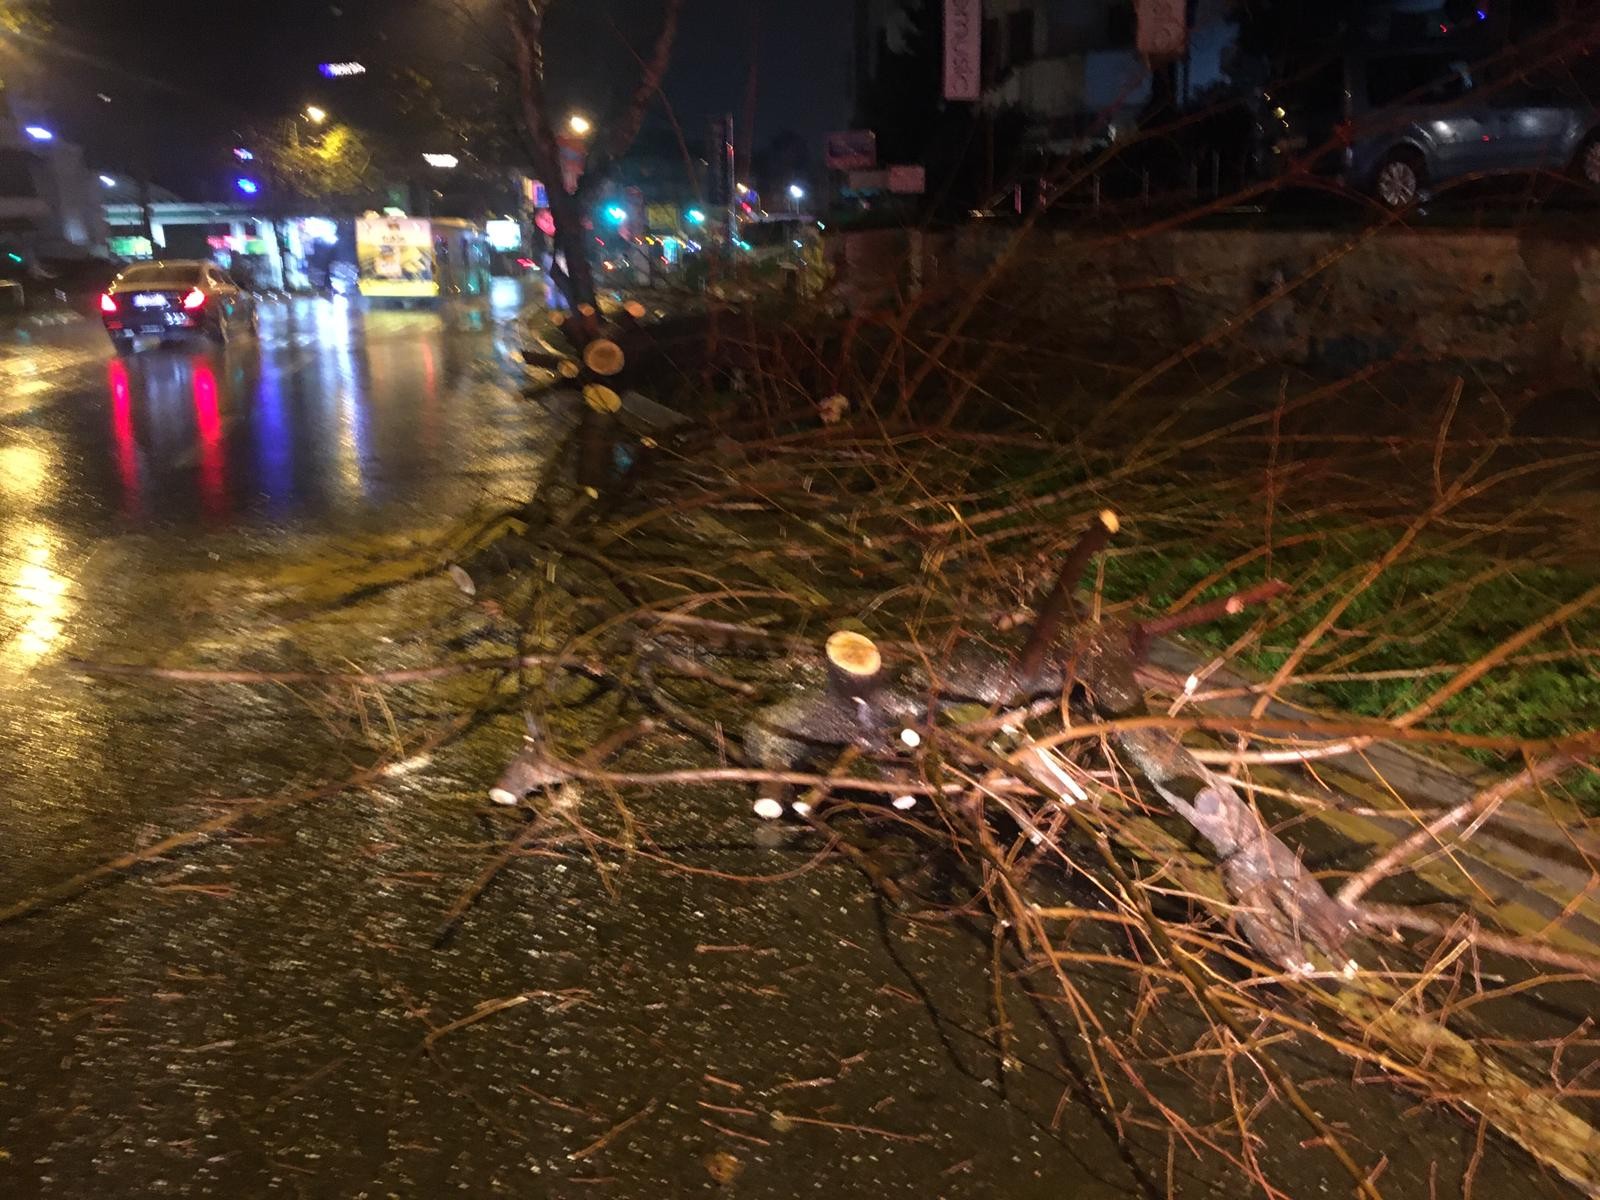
[{"xmin": 19, "ymin": 0, "xmax": 854, "ymax": 194}]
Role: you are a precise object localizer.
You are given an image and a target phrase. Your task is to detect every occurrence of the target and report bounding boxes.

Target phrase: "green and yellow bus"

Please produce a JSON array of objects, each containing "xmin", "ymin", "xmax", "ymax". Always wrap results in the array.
[{"xmin": 356, "ymin": 216, "xmax": 489, "ymax": 306}]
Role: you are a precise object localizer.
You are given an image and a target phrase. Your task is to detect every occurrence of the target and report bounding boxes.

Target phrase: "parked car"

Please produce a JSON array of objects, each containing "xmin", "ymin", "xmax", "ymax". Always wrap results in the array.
[
  {"xmin": 99, "ymin": 260, "xmax": 257, "ymax": 355},
  {"xmin": 738, "ymin": 215, "xmax": 820, "ymax": 267},
  {"xmin": 30, "ymin": 255, "xmax": 121, "ymax": 314},
  {"xmin": 1259, "ymin": 49, "xmax": 1600, "ymax": 208}
]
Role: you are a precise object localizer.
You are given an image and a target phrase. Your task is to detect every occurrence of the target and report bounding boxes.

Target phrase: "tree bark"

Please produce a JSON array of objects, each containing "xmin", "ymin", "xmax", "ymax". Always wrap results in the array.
[
  {"xmin": 507, "ymin": 0, "xmax": 683, "ymax": 318},
  {"xmin": 547, "ymin": 184, "xmax": 599, "ymax": 317}
]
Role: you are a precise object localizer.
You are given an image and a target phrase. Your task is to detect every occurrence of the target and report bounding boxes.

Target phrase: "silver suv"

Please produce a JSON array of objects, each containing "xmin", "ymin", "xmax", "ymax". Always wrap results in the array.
[{"xmin": 1263, "ymin": 50, "xmax": 1600, "ymax": 208}]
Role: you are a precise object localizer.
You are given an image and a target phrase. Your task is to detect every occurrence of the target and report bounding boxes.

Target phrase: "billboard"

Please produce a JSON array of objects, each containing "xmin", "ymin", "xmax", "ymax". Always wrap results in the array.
[
  {"xmin": 888, "ymin": 165, "xmax": 926, "ymax": 194},
  {"xmin": 846, "ymin": 169, "xmax": 888, "ymax": 191},
  {"xmin": 485, "ymin": 219, "xmax": 522, "ymax": 252},
  {"xmin": 356, "ymin": 217, "xmax": 437, "ymax": 299},
  {"xmin": 943, "ymin": 0, "xmax": 981, "ymax": 101},
  {"xmin": 521, "ymin": 177, "xmax": 550, "ymax": 209},
  {"xmin": 825, "ymin": 130, "xmax": 877, "ymax": 170}
]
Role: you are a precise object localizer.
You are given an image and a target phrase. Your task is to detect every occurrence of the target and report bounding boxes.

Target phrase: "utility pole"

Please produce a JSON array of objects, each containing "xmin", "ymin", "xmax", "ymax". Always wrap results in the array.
[
  {"xmin": 738, "ymin": 11, "xmax": 758, "ymax": 182},
  {"xmin": 708, "ymin": 113, "xmax": 735, "ymax": 244},
  {"xmin": 90, "ymin": 88, "xmax": 154, "ymax": 246},
  {"xmin": 133, "ymin": 92, "xmax": 154, "ymax": 246}
]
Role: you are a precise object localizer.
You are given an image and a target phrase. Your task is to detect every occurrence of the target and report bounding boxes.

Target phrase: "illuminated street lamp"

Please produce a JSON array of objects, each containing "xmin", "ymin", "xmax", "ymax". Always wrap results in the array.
[
  {"xmin": 235, "ymin": 177, "xmax": 260, "ymax": 195},
  {"xmin": 685, "ymin": 208, "xmax": 706, "ymax": 225},
  {"xmin": 422, "ymin": 153, "xmax": 459, "ymax": 169},
  {"xmin": 304, "ymin": 105, "xmax": 328, "ymax": 125},
  {"xmin": 604, "ymin": 204, "xmax": 627, "ymax": 224},
  {"xmin": 98, "ymin": 174, "xmax": 115, "ymax": 187},
  {"xmin": 23, "ymin": 125, "xmax": 53, "ymax": 142},
  {"xmin": 568, "ymin": 113, "xmax": 592, "ymax": 136},
  {"xmin": 787, "ymin": 182, "xmax": 805, "ymax": 213}
]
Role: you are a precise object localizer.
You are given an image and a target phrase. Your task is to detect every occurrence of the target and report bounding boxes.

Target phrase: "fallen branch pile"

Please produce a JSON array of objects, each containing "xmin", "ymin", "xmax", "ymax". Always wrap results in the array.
[
  {"xmin": 42, "ymin": 297, "xmax": 1600, "ymax": 1195},
  {"xmin": 477, "ymin": 306, "xmax": 1600, "ymax": 1193}
]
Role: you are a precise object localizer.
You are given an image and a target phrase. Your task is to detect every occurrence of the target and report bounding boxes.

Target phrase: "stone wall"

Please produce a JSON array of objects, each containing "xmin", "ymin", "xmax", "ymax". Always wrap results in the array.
[{"xmin": 828, "ymin": 223, "xmax": 1600, "ymax": 371}]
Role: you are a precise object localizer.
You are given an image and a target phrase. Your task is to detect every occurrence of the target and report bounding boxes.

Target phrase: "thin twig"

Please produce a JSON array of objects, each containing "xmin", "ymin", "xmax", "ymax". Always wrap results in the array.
[{"xmin": 568, "ymin": 1099, "xmax": 660, "ymax": 1162}]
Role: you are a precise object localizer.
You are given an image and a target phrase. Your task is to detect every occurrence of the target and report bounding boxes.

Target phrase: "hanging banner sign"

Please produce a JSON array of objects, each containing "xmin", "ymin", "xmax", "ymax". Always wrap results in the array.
[
  {"xmin": 943, "ymin": 0, "xmax": 981, "ymax": 101},
  {"xmin": 1136, "ymin": 0, "xmax": 1189, "ymax": 59},
  {"xmin": 846, "ymin": 169, "xmax": 889, "ymax": 191},
  {"xmin": 887, "ymin": 165, "xmax": 926, "ymax": 194},
  {"xmin": 556, "ymin": 137, "xmax": 586, "ymax": 195}
]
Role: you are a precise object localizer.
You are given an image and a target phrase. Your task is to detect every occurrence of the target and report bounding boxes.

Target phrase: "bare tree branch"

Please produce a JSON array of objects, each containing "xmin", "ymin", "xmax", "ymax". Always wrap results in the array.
[{"xmin": 1338, "ymin": 753, "xmax": 1588, "ymax": 908}]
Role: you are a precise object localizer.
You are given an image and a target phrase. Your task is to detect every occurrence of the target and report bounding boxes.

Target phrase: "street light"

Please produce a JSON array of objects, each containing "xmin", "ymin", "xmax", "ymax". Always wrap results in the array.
[
  {"xmin": 304, "ymin": 105, "xmax": 328, "ymax": 125},
  {"xmin": 685, "ymin": 208, "xmax": 706, "ymax": 225},
  {"xmin": 23, "ymin": 126, "xmax": 53, "ymax": 142},
  {"xmin": 788, "ymin": 183, "xmax": 805, "ymax": 214},
  {"xmin": 568, "ymin": 113, "xmax": 592, "ymax": 136},
  {"xmin": 235, "ymin": 177, "xmax": 260, "ymax": 195},
  {"xmin": 98, "ymin": 174, "xmax": 115, "ymax": 187},
  {"xmin": 422, "ymin": 153, "xmax": 459, "ymax": 169},
  {"xmin": 604, "ymin": 204, "xmax": 627, "ymax": 224}
]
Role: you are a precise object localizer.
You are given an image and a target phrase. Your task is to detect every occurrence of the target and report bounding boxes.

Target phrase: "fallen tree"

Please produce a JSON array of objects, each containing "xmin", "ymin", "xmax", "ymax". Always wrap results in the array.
[
  {"xmin": 466, "ymin": 314, "xmax": 1600, "ymax": 1194},
  {"xmin": 42, "ymin": 294, "xmax": 1600, "ymax": 1194}
]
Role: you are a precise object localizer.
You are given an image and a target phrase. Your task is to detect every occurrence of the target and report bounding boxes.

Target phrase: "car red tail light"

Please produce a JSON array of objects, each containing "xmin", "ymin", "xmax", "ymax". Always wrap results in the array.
[
  {"xmin": 99, "ymin": 292, "xmax": 118, "ymax": 314},
  {"xmin": 182, "ymin": 287, "xmax": 207, "ymax": 311}
]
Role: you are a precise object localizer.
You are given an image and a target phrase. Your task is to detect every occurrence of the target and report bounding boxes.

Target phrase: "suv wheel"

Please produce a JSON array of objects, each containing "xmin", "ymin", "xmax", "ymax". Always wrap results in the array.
[
  {"xmin": 1375, "ymin": 150, "xmax": 1424, "ymax": 209},
  {"xmin": 1576, "ymin": 136, "xmax": 1600, "ymax": 187}
]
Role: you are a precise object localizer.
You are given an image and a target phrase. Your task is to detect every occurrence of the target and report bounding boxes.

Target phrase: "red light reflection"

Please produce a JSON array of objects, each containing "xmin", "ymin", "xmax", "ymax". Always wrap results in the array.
[
  {"xmin": 419, "ymin": 342, "xmax": 439, "ymax": 447},
  {"xmin": 191, "ymin": 359, "xmax": 226, "ymax": 520},
  {"xmin": 107, "ymin": 360, "xmax": 142, "ymax": 517}
]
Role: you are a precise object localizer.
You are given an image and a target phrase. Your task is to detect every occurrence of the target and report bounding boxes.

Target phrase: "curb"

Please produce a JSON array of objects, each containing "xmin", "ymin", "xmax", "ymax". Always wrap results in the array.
[{"xmin": 1144, "ymin": 638, "xmax": 1600, "ymax": 954}]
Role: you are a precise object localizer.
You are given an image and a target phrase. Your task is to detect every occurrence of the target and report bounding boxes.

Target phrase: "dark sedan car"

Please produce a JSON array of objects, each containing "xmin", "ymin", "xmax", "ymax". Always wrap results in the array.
[
  {"xmin": 99, "ymin": 260, "xmax": 257, "ymax": 355},
  {"xmin": 1262, "ymin": 50, "xmax": 1600, "ymax": 208}
]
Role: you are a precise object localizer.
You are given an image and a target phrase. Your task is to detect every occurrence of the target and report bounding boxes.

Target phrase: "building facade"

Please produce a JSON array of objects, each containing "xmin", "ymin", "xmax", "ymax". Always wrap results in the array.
[
  {"xmin": 0, "ymin": 94, "xmax": 108, "ymax": 261},
  {"xmin": 851, "ymin": 1, "xmax": 1551, "ymax": 158},
  {"xmin": 978, "ymin": 0, "xmax": 1238, "ymax": 151}
]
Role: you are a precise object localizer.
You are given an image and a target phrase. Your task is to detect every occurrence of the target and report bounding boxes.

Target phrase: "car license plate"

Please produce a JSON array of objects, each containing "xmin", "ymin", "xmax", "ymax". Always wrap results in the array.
[{"xmin": 133, "ymin": 293, "xmax": 166, "ymax": 308}]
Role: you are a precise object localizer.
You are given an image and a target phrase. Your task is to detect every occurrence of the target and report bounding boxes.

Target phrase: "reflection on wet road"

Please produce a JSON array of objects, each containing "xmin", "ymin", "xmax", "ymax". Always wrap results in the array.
[
  {"xmin": 72, "ymin": 297, "xmax": 506, "ymax": 529},
  {"xmin": 0, "ymin": 288, "xmax": 548, "ymax": 963},
  {"xmin": 0, "ymin": 289, "xmax": 543, "ymax": 891},
  {"xmin": 0, "ymin": 292, "xmax": 530, "ymax": 668}
]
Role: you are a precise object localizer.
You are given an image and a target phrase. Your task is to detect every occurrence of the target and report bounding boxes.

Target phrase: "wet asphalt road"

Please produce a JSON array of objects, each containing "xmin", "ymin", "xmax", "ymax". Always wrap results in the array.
[
  {"xmin": 0, "ymin": 296, "xmax": 1571, "ymax": 1198},
  {"xmin": 1, "ymin": 290, "xmax": 528, "ymax": 539}
]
